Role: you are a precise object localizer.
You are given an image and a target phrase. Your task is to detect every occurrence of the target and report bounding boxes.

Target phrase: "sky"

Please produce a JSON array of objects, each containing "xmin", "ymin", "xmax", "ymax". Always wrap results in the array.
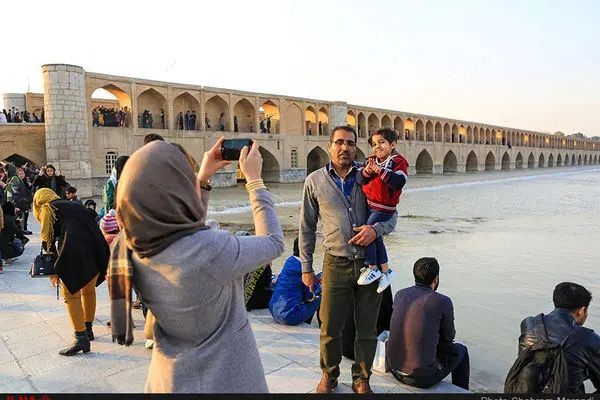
[{"xmin": 1, "ymin": 0, "xmax": 598, "ymax": 135}]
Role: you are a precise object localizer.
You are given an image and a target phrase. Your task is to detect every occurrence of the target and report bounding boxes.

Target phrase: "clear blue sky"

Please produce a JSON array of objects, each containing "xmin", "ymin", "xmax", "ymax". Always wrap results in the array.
[{"xmin": 1, "ymin": 0, "xmax": 598, "ymax": 135}]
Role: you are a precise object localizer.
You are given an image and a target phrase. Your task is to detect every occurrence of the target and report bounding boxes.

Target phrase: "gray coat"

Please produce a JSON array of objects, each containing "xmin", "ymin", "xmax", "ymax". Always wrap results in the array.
[{"xmin": 133, "ymin": 189, "xmax": 284, "ymax": 393}]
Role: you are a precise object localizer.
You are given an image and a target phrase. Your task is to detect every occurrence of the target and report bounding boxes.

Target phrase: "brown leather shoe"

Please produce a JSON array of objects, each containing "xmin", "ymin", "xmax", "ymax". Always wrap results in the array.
[
  {"xmin": 316, "ymin": 373, "xmax": 338, "ymax": 394},
  {"xmin": 352, "ymin": 378, "xmax": 373, "ymax": 394}
]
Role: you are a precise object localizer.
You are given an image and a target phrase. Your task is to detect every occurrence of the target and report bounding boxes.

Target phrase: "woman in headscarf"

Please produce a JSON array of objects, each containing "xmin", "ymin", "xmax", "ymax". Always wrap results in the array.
[
  {"xmin": 0, "ymin": 202, "xmax": 28, "ymax": 260},
  {"xmin": 101, "ymin": 155, "xmax": 129, "ymax": 217},
  {"xmin": 108, "ymin": 138, "xmax": 284, "ymax": 393},
  {"xmin": 4, "ymin": 163, "xmax": 23, "ymax": 204},
  {"xmin": 31, "ymin": 164, "xmax": 69, "ymax": 197},
  {"xmin": 33, "ymin": 188, "xmax": 110, "ymax": 356}
]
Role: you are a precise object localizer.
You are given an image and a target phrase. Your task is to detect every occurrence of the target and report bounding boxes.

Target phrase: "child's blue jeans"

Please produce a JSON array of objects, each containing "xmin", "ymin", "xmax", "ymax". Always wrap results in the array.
[{"xmin": 365, "ymin": 208, "xmax": 394, "ymax": 267}]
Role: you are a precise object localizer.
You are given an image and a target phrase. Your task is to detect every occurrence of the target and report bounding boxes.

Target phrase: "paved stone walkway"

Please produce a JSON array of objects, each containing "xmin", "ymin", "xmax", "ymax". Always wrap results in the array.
[{"xmin": 0, "ymin": 222, "xmax": 467, "ymax": 394}]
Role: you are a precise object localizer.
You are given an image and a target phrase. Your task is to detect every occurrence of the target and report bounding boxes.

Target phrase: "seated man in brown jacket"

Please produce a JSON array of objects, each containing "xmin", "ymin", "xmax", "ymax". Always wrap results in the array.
[{"xmin": 386, "ymin": 257, "xmax": 469, "ymax": 390}]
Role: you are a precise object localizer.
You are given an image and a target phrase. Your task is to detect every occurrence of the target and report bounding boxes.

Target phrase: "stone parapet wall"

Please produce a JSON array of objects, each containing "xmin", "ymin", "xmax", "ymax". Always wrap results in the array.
[{"xmin": 0, "ymin": 123, "xmax": 46, "ymax": 165}]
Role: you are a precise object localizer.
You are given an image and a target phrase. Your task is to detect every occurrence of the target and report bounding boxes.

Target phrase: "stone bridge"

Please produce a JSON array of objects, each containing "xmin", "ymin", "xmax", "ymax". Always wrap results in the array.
[{"xmin": 1, "ymin": 64, "xmax": 597, "ymax": 196}]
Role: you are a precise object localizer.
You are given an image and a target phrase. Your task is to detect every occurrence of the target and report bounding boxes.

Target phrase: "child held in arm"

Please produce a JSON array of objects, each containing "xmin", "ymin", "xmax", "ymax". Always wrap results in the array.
[{"xmin": 355, "ymin": 128, "xmax": 408, "ymax": 293}]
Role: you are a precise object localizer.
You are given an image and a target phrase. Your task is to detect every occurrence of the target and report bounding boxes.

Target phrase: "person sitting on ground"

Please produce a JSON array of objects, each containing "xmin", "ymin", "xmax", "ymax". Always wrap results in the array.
[
  {"xmin": 84, "ymin": 199, "xmax": 100, "ymax": 224},
  {"xmin": 386, "ymin": 257, "xmax": 470, "ymax": 390},
  {"xmin": 355, "ymin": 127, "xmax": 408, "ymax": 293},
  {"xmin": 108, "ymin": 138, "xmax": 284, "ymax": 393},
  {"xmin": 0, "ymin": 202, "xmax": 28, "ymax": 260},
  {"xmin": 100, "ymin": 209, "xmax": 119, "ymax": 245},
  {"xmin": 511, "ymin": 282, "xmax": 600, "ymax": 393},
  {"xmin": 65, "ymin": 186, "xmax": 82, "ymax": 204},
  {"xmin": 235, "ymin": 230, "xmax": 275, "ymax": 311},
  {"xmin": 269, "ymin": 237, "xmax": 321, "ymax": 325}
]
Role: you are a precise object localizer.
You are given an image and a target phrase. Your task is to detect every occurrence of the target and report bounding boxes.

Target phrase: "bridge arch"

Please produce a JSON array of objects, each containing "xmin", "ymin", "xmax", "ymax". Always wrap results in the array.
[
  {"xmin": 557, "ymin": 153, "xmax": 562, "ymax": 166},
  {"xmin": 548, "ymin": 153, "xmax": 554, "ymax": 167},
  {"xmin": 539, "ymin": 153, "xmax": 545, "ymax": 167},
  {"xmin": 416, "ymin": 119, "xmax": 425, "ymax": 141},
  {"xmin": 259, "ymin": 100, "xmax": 280, "ymax": 133},
  {"xmin": 233, "ymin": 98, "xmax": 255, "ymax": 133},
  {"xmin": 578, "ymin": 154, "xmax": 582, "ymax": 165},
  {"xmin": 435, "ymin": 122, "xmax": 443, "ymax": 142},
  {"xmin": 594, "ymin": 155, "xmax": 598, "ymax": 164},
  {"xmin": 466, "ymin": 151, "xmax": 478, "ymax": 172},
  {"xmin": 466, "ymin": 126, "xmax": 473, "ymax": 143},
  {"xmin": 137, "ymin": 88, "xmax": 167, "ymax": 129},
  {"xmin": 564, "ymin": 153, "xmax": 569, "ymax": 166},
  {"xmin": 381, "ymin": 115, "xmax": 392, "ymax": 128},
  {"xmin": 451, "ymin": 124, "xmax": 458, "ymax": 143},
  {"xmin": 305, "ymin": 106, "xmax": 317, "ymax": 135},
  {"xmin": 318, "ymin": 107, "xmax": 329, "ymax": 136},
  {"xmin": 571, "ymin": 154, "xmax": 576, "ymax": 165},
  {"xmin": 584, "ymin": 154, "xmax": 588, "ymax": 165},
  {"xmin": 527, "ymin": 153, "xmax": 535, "ymax": 168},
  {"xmin": 485, "ymin": 151, "xmax": 495, "ymax": 170},
  {"xmin": 206, "ymin": 94, "xmax": 229, "ymax": 131},
  {"xmin": 501, "ymin": 152, "xmax": 510, "ymax": 170},
  {"xmin": 357, "ymin": 113, "xmax": 367, "ymax": 138},
  {"xmin": 426, "ymin": 120, "xmax": 434, "ymax": 141},
  {"xmin": 515, "ymin": 152, "xmax": 523, "ymax": 169},
  {"xmin": 283, "ymin": 102, "xmax": 303, "ymax": 135},
  {"xmin": 443, "ymin": 150, "xmax": 458, "ymax": 173},
  {"xmin": 444, "ymin": 123, "xmax": 451, "ymax": 142},
  {"xmin": 173, "ymin": 92, "xmax": 200, "ymax": 130},
  {"xmin": 415, "ymin": 150, "xmax": 433, "ymax": 174},
  {"xmin": 393, "ymin": 117, "xmax": 403, "ymax": 137},
  {"xmin": 346, "ymin": 110, "xmax": 356, "ymax": 128},
  {"xmin": 259, "ymin": 147, "xmax": 280, "ymax": 182},
  {"xmin": 306, "ymin": 146, "xmax": 329, "ymax": 175},
  {"xmin": 368, "ymin": 113, "xmax": 379, "ymax": 134}
]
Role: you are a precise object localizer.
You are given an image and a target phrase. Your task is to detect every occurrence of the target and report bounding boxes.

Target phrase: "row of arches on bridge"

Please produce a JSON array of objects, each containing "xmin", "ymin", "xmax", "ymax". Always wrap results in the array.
[
  {"xmin": 345, "ymin": 112, "xmax": 595, "ymax": 151},
  {"xmin": 91, "ymin": 85, "xmax": 330, "ymax": 135},
  {"xmin": 209, "ymin": 146, "xmax": 599, "ymax": 181},
  {"xmin": 414, "ymin": 150, "xmax": 599, "ymax": 174}
]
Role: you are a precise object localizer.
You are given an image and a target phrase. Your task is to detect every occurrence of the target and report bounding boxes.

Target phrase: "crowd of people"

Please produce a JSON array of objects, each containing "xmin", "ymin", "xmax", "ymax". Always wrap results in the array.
[
  {"xmin": 1, "ymin": 107, "xmax": 44, "ymax": 124},
  {"xmin": 92, "ymin": 106, "xmax": 132, "ymax": 128},
  {"xmin": 0, "ymin": 127, "xmax": 598, "ymax": 395}
]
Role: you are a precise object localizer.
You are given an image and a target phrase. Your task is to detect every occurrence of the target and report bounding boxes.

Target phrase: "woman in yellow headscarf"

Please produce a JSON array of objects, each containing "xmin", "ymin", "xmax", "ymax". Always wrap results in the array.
[{"xmin": 33, "ymin": 188, "xmax": 110, "ymax": 356}]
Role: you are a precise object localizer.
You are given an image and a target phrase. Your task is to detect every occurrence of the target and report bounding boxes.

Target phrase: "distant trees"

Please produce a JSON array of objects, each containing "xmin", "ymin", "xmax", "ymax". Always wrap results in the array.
[
  {"xmin": 554, "ymin": 131, "xmax": 565, "ymax": 137},
  {"xmin": 572, "ymin": 132, "xmax": 587, "ymax": 139}
]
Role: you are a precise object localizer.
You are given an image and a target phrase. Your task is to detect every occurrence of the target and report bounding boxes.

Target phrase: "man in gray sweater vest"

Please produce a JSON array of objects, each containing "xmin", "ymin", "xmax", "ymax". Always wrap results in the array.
[{"xmin": 300, "ymin": 125, "xmax": 398, "ymax": 394}]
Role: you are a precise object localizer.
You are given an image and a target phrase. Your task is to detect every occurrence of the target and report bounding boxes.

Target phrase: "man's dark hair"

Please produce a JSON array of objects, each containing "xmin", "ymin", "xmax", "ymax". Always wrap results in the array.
[
  {"xmin": 553, "ymin": 282, "xmax": 592, "ymax": 312},
  {"xmin": 413, "ymin": 257, "xmax": 440, "ymax": 286},
  {"xmin": 329, "ymin": 125, "xmax": 357, "ymax": 143},
  {"xmin": 65, "ymin": 186, "xmax": 77, "ymax": 194},
  {"xmin": 368, "ymin": 127, "xmax": 399, "ymax": 147},
  {"xmin": 143, "ymin": 133, "xmax": 164, "ymax": 145},
  {"xmin": 293, "ymin": 237, "xmax": 299, "ymax": 257}
]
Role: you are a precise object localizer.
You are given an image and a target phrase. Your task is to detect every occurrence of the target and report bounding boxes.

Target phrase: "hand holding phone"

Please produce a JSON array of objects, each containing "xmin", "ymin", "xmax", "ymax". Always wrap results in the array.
[
  {"xmin": 221, "ymin": 139, "xmax": 254, "ymax": 161},
  {"xmin": 238, "ymin": 140, "xmax": 262, "ymax": 181}
]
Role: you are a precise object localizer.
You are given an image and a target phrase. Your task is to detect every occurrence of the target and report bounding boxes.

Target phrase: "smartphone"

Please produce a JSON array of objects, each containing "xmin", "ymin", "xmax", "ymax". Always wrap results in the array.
[{"xmin": 221, "ymin": 139, "xmax": 254, "ymax": 161}]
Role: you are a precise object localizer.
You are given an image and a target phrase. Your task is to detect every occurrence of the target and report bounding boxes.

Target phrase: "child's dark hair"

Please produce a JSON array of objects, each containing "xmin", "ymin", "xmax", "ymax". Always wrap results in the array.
[
  {"xmin": 65, "ymin": 185, "xmax": 77, "ymax": 194},
  {"xmin": 368, "ymin": 127, "xmax": 399, "ymax": 148}
]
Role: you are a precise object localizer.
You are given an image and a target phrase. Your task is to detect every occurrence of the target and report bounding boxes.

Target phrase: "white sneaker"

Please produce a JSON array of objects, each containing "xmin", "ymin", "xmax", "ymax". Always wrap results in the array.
[
  {"xmin": 357, "ymin": 267, "xmax": 381, "ymax": 285},
  {"xmin": 145, "ymin": 339, "xmax": 154, "ymax": 350},
  {"xmin": 377, "ymin": 270, "xmax": 396, "ymax": 293}
]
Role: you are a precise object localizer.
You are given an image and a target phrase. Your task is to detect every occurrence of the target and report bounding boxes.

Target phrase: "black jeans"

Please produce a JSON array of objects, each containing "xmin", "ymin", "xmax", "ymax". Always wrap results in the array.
[{"xmin": 390, "ymin": 343, "xmax": 470, "ymax": 390}]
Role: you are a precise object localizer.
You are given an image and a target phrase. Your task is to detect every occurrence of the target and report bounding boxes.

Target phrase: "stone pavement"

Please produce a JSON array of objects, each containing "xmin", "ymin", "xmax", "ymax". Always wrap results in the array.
[{"xmin": 0, "ymin": 222, "xmax": 468, "ymax": 394}]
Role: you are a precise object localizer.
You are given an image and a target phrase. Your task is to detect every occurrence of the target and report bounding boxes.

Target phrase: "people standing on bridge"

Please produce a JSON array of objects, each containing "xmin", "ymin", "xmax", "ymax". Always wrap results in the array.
[
  {"xmin": 108, "ymin": 138, "xmax": 284, "ymax": 393},
  {"xmin": 160, "ymin": 108, "xmax": 165, "ymax": 129},
  {"xmin": 177, "ymin": 112, "xmax": 184, "ymax": 130},
  {"xmin": 33, "ymin": 188, "xmax": 110, "ymax": 356},
  {"xmin": 0, "ymin": 110, "xmax": 7, "ymax": 124},
  {"xmin": 185, "ymin": 111, "xmax": 191, "ymax": 130},
  {"xmin": 219, "ymin": 112, "xmax": 226, "ymax": 131},
  {"xmin": 266, "ymin": 116, "xmax": 272, "ymax": 133},
  {"xmin": 355, "ymin": 128, "xmax": 408, "ymax": 293},
  {"xmin": 300, "ymin": 125, "xmax": 397, "ymax": 393},
  {"xmin": 190, "ymin": 110, "xmax": 197, "ymax": 130},
  {"xmin": 205, "ymin": 113, "xmax": 211, "ymax": 130}
]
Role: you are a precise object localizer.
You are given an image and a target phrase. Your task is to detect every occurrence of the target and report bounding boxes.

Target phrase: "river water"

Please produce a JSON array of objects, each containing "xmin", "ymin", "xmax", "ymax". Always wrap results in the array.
[{"xmin": 207, "ymin": 166, "xmax": 600, "ymax": 392}]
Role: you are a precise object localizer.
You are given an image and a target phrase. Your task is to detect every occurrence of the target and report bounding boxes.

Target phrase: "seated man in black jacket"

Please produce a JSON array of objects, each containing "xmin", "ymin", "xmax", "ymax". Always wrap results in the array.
[
  {"xmin": 1, "ymin": 202, "xmax": 29, "ymax": 260},
  {"xmin": 518, "ymin": 282, "xmax": 600, "ymax": 393},
  {"xmin": 386, "ymin": 257, "xmax": 469, "ymax": 390}
]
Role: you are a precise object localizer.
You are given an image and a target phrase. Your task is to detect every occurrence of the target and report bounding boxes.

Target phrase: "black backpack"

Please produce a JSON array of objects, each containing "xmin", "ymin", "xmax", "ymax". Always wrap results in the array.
[{"xmin": 505, "ymin": 314, "xmax": 577, "ymax": 394}]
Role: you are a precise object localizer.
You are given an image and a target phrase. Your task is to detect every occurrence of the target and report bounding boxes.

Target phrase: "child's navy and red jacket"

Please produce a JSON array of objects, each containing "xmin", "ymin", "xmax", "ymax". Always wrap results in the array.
[{"xmin": 356, "ymin": 153, "xmax": 408, "ymax": 213}]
